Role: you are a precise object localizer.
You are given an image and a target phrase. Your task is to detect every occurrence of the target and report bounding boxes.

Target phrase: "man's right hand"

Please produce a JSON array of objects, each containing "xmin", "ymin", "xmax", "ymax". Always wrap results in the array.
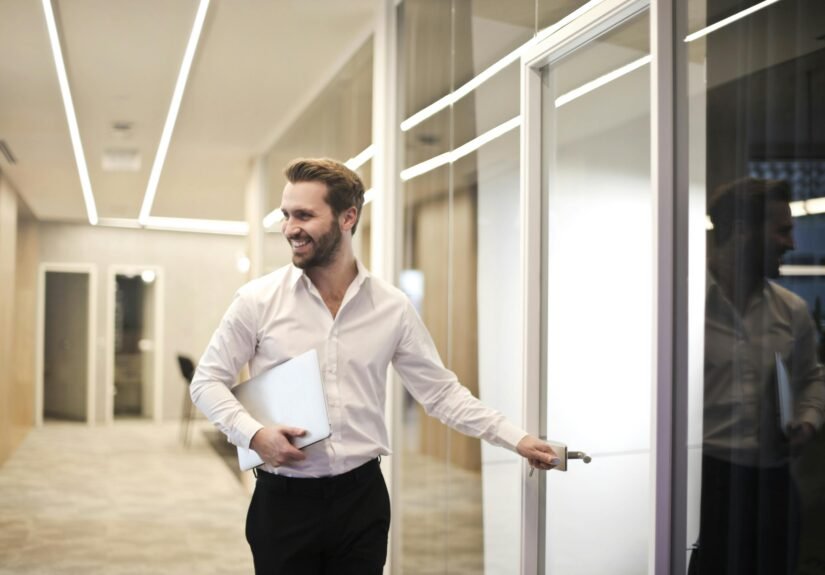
[{"xmin": 249, "ymin": 426, "xmax": 307, "ymax": 467}]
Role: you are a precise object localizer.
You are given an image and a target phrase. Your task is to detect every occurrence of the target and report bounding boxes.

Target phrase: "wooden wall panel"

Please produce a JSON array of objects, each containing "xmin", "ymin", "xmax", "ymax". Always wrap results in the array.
[
  {"xmin": 13, "ymin": 218, "xmax": 37, "ymax": 440},
  {"xmin": 413, "ymin": 190, "xmax": 482, "ymax": 471}
]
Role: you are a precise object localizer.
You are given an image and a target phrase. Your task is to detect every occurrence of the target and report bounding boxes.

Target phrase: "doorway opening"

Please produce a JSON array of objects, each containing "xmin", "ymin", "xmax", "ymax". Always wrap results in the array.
[
  {"xmin": 105, "ymin": 266, "xmax": 163, "ymax": 422},
  {"xmin": 36, "ymin": 264, "xmax": 97, "ymax": 425}
]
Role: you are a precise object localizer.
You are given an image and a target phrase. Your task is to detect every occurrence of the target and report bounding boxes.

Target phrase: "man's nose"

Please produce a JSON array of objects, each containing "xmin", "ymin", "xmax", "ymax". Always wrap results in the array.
[{"xmin": 282, "ymin": 216, "xmax": 297, "ymax": 236}]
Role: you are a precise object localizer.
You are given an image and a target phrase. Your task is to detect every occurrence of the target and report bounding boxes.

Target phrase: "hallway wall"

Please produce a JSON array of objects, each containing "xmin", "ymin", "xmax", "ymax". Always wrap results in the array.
[
  {"xmin": 0, "ymin": 176, "xmax": 38, "ymax": 465},
  {"xmin": 36, "ymin": 223, "xmax": 267, "ymax": 423}
]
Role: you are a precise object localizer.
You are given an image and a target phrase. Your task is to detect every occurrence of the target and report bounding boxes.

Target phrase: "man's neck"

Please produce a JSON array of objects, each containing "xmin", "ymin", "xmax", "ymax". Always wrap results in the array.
[
  {"xmin": 708, "ymin": 256, "xmax": 763, "ymax": 313},
  {"xmin": 305, "ymin": 252, "xmax": 358, "ymax": 300}
]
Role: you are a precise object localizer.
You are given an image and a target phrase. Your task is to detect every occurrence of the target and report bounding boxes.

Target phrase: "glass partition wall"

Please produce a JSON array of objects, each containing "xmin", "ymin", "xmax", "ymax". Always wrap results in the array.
[
  {"xmin": 244, "ymin": 1, "xmax": 825, "ymax": 572},
  {"xmin": 397, "ymin": 1, "xmax": 590, "ymax": 573},
  {"xmin": 262, "ymin": 37, "xmax": 374, "ymax": 272},
  {"xmin": 680, "ymin": 1, "xmax": 825, "ymax": 573}
]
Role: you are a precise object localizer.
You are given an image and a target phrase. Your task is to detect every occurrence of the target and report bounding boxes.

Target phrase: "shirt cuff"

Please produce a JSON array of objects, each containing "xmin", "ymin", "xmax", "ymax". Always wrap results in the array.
[
  {"xmin": 234, "ymin": 415, "xmax": 266, "ymax": 449},
  {"xmin": 799, "ymin": 408, "xmax": 824, "ymax": 431},
  {"xmin": 495, "ymin": 420, "xmax": 530, "ymax": 452}
]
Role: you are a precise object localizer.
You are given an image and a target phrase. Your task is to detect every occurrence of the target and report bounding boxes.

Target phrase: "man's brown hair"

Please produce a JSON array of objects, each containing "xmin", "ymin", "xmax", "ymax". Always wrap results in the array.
[
  {"xmin": 708, "ymin": 177, "xmax": 792, "ymax": 245},
  {"xmin": 284, "ymin": 158, "xmax": 366, "ymax": 235}
]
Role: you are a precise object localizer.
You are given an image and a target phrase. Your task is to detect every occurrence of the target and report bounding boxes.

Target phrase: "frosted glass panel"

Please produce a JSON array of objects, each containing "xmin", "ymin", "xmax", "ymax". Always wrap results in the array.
[{"xmin": 540, "ymin": 11, "xmax": 651, "ymax": 574}]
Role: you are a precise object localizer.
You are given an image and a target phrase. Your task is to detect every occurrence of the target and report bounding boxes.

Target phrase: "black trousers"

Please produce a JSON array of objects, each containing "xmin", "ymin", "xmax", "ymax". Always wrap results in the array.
[
  {"xmin": 691, "ymin": 454, "xmax": 800, "ymax": 575},
  {"xmin": 245, "ymin": 459, "xmax": 390, "ymax": 575}
]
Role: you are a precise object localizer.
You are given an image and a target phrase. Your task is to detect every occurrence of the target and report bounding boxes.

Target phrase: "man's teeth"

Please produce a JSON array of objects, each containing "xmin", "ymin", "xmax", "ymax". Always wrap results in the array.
[{"xmin": 292, "ymin": 239, "xmax": 309, "ymax": 248}]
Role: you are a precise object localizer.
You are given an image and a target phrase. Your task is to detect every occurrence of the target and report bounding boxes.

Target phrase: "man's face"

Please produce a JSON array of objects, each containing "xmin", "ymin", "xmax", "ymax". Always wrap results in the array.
[
  {"xmin": 280, "ymin": 181, "xmax": 343, "ymax": 270},
  {"xmin": 759, "ymin": 200, "xmax": 795, "ymax": 278}
]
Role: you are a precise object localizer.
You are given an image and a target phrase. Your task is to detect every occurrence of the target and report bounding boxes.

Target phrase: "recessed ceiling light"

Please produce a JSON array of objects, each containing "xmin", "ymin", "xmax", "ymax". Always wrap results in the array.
[
  {"xmin": 41, "ymin": 0, "xmax": 98, "ymax": 225},
  {"xmin": 139, "ymin": 0, "xmax": 211, "ymax": 224}
]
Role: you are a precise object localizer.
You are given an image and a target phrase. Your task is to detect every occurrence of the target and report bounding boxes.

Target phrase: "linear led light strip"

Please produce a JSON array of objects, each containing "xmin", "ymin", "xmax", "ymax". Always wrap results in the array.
[
  {"xmin": 400, "ymin": 116, "xmax": 521, "ymax": 182},
  {"xmin": 555, "ymin": 55, "xmax": 651, "ymax": 108},
  {"xmin": 780, "ymin": 265, "xmax": 825, "ymax": 277},
  {"xmin": 790, "ymin": 198, "xmax": 825, "ymax": 217},
  {"xmin": 98, "ymin": 216, "xmax": 248, "ymax": 236},
  {"xmin": 706, "ymin": 197, "xmax": 825, "ymax": 230},
  {"xmin": 399, "ymin": 0, "xmax": 607, "ymax": 133},
  {"xmin": 403, "ymin": 50, "xmax": 651, "ymax": 182},
  {"xmin": 684, "ymin": 0, "xmax": 781, "ymax": 43},
  {"xmin": 138, "ymin": 0, "xmax": 210, "ymax": 225},
  {"xmin": 42, "ymin": 0, "xmax": 98, "ymax": 225},
  {"xmin": 403, "ymin": 49, "xmax": 648, "ymax": 180},
  {"xmin": 262, "ymin": 145, "xmax": 375, "ymax": 229}
]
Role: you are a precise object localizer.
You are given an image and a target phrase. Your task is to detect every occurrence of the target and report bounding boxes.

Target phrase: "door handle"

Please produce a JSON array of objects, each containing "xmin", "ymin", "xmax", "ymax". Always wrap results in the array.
[
  {"xmin": 568, "ymin": 451, "xmax": 592, "ymax": 463},
  {"xmin": 544, "ymin": 441, "xmax": 592, "ymax": 472}
]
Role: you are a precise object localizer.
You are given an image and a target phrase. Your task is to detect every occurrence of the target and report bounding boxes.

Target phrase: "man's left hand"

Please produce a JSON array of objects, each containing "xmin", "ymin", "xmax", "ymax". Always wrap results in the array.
[
  {"xmin": 789, "ymin": 421, "xmax": 816, "ymax": 455},
  {"xmin": 516, "ymin": 435, "xmax": 561, "ymax": 472}
]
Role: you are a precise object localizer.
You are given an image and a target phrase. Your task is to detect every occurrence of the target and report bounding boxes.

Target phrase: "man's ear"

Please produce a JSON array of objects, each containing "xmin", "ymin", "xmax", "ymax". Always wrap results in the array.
[{"xmin": 340, "ymin": 206, "xmax": 358, "ymax": 232}]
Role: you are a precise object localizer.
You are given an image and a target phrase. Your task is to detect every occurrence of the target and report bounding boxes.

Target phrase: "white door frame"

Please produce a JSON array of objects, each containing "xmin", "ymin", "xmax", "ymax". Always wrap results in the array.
[
  {"xmin": 35, "ymin": 262, "xmax": 98, "ymax": 426},
  {"xmin": 105, "ymin": 264, "xmax": 165, "ymax": 424},
  {"xmin": 518, "ymin": 0, "xmax": 670, "ymax": 573}
]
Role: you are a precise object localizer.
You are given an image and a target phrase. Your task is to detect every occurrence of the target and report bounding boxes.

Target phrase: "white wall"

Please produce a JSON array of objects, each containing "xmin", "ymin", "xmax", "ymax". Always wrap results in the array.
[{"xmin": 37, "ymin": 223, "xmax": 250, "ymax": 422}]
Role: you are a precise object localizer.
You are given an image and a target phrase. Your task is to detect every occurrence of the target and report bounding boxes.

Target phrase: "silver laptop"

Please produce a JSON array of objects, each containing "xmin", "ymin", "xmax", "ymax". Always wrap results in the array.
[{"xmin": 232, "ymin": 349, "xmax": 331, "ymax": 470}]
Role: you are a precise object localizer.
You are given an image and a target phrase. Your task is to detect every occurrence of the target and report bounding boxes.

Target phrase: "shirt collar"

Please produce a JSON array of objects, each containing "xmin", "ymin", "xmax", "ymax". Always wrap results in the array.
[
  {"xmin": 706, "ymin": 269, "xmax": 773, "ymax": 311},
  {"xmin": 287, "ymin": 259, "xmax": 371, "ymax": 293}
]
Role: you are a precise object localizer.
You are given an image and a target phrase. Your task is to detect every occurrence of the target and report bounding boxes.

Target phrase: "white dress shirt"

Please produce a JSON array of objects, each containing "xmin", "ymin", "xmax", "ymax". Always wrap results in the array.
[
  {"xmin": 191, "ymin": 260, "xmax": 528, "ymax": 478},
  {"xmin": 703, "ymin": 275, "xmax": 825, "ymax": 467}
]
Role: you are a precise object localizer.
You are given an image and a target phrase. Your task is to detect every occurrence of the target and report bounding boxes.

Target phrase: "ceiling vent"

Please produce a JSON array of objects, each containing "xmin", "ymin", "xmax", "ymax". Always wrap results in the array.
[{"xmin": 102, "ymin": 148, "xmax": 142, "ymax": 172}]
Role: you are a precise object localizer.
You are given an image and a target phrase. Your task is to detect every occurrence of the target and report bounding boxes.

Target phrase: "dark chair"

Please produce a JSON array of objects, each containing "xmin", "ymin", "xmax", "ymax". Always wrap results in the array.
[{"xmin": 177, "ymin": 354, "xmax": 197, "ymax": 447}]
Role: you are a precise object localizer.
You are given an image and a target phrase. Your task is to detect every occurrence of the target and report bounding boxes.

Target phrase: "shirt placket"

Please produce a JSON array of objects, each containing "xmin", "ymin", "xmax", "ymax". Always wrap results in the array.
[{"xmin": 325, "ymin": 322, "xmax": 342, "ymax": 474}]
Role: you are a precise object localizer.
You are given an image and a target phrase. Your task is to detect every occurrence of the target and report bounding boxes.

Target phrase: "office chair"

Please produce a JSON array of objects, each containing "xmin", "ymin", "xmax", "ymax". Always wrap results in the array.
[{"xmin": 177, "ymin": 354, "xmax": 197, "ymax": 447}]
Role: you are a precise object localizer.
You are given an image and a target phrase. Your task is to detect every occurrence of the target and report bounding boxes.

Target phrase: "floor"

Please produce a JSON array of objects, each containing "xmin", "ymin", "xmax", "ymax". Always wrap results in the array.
[
  {"xmin": 0, "ymin": 421, "xmax": 253, "ymax": 575},
  {"xmin": 0, "ymin": 421, "xmax": 487, "ymax": 575}
]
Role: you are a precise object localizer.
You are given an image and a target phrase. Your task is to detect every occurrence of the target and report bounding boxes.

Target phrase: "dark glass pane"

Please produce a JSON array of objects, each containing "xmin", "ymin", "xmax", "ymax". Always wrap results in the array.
[{"xmin": 683, "ymin": 1, "xmax": 825, "ymax": 573}]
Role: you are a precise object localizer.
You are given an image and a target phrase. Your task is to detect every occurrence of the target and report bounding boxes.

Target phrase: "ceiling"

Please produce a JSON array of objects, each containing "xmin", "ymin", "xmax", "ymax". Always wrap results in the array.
[{"xmin": 0, "ymin": 0, "xmax": 375, "ymax": 224}]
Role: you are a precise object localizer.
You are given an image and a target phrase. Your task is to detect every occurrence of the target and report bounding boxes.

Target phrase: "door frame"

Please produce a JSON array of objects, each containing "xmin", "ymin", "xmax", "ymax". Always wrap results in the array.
[
  {"xmin": 105, "ymin": 264, "xmax": 165, "ymax": 424},
  {"xmin": 35, "ymin": 262, "xmax": 98, "ymax": 426},
  {"xmin": 518, "ymin": 0, "xmax": 677, "ymax": 573}
]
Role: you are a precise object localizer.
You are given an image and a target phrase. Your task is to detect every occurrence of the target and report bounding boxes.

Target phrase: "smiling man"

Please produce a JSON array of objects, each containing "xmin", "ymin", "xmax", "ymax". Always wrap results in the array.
[{"xmin": 190, "ymin": 158, "xmax": 558, "ymax": 575}]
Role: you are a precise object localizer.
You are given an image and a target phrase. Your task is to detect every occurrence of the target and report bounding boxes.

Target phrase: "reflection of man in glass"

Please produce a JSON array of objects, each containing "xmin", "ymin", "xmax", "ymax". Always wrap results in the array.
[{"xmin": 695, "ymin": 178, "xmax": 825, "ymax": 574}]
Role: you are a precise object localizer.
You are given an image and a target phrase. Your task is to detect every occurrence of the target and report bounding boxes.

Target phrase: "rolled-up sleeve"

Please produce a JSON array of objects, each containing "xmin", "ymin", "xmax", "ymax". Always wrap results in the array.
[
  {"xmin": 190, "ymin": 289, "xmax": 264, "ymax": 448},
  {"xmin": 392, "ymin": 300, "xmax": 527, "ymax": 451}
]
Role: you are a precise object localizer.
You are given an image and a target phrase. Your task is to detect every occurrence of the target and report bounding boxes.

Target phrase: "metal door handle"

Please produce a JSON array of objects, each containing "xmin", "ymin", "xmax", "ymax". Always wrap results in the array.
[
  {"xmin": 568, "ymin": 451, "xmax": 592, "ymax": 464},
  {"xmin": 537, "ymin": 441, "xmax": 593, "ymax": 472}
]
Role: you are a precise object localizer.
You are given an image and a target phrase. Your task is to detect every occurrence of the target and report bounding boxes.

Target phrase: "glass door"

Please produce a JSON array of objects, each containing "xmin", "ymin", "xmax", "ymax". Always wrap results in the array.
[{"xmin": 521, "ymin": 0, "xmax": 653, "ymax": 572}]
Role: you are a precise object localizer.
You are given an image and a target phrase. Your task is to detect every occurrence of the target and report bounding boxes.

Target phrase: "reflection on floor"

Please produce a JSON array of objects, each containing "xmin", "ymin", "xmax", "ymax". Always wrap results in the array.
[
  {"xmin": 0, "ymin": 421, "xmax": 253, "ymax": 575},
  {"xmin": 401, "ymin": 451, "xmax": 484, "ymax": 574}
]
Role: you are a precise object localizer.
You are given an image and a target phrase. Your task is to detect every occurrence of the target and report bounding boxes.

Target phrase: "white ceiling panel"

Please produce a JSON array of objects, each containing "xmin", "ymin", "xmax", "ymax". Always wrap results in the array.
[
  {"xmin": 151, "ymin": 0, "xmax": 374, "ymax": 219},
  {"xmin": 0, "ymin": 0, "xmax": 82, "ymax": 220},
  {"xmin": 0, "ymin": 0, "xmax": 375, "ymax": 225}
]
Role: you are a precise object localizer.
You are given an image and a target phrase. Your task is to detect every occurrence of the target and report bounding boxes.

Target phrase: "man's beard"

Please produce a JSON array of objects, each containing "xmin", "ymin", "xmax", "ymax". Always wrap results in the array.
[{"xmin": 291, "ymin": 221, "xmax": 342, "ymax": 270}]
